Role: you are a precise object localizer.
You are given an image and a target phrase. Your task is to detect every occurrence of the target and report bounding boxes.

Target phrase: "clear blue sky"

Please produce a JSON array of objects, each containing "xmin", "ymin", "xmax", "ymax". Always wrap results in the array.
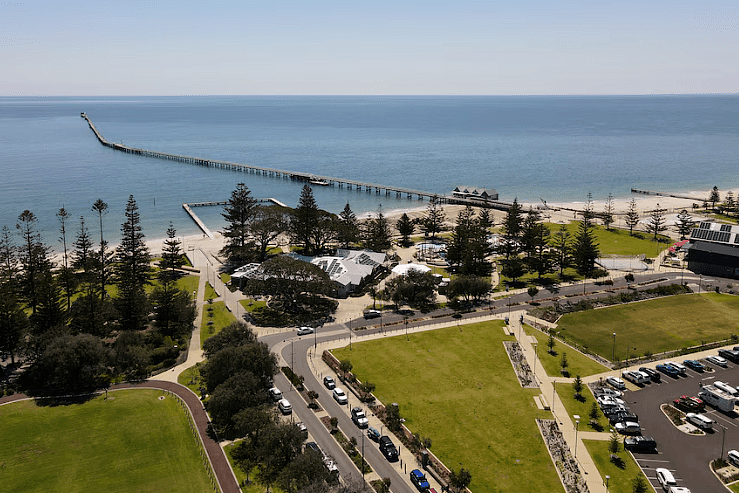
[{"xmin": 2, "ymin": 0, "xmax": 737, "ymax": 95}]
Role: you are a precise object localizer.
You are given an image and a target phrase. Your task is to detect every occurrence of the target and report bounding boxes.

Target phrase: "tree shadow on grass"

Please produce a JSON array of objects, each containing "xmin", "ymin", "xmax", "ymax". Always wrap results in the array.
[
  {"xmin": 33, "ymin": 393, "xmax": 98, "ymax": 407},
  {"xmin": 610, "ymin": 456, "xmax": 626, "ymax": 470}
]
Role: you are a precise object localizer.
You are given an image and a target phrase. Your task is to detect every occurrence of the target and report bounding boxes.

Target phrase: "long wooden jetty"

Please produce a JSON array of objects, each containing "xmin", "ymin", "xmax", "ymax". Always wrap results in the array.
[
  {"xmin": 81, "ymin": 113, "xmax": 511, "ymax": 211},
  {"xmin": 631, "ymin": 188, "xmax": 707, "ymax": 203},
  {"xmin": 183, "ymin": 198, "xmax": 289, "ymax": 238}
]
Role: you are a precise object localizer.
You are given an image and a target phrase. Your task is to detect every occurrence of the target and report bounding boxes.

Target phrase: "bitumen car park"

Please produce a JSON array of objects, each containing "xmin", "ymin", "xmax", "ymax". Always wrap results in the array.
[{"xmin": 622, "ymin": 352, "xmax": 739, "ymax": 492}]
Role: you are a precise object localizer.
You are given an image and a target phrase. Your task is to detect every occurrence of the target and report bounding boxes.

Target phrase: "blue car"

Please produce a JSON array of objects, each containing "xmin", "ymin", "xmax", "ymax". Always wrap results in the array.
[
  {"xmin": 410, "ymin": 469, "xmax": 430, "ymax": 491},
  {"xmin": 683, "ymin": 359, "xmax": 705, "ymax": 372},
  {"xmin": 656, "ymin": 363, "xmax": 679, "ymax": 377}
]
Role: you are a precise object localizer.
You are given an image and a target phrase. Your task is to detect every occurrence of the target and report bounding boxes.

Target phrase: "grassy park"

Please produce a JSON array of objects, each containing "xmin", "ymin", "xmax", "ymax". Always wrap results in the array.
[
  {"xmin": 333, "ymin": 320, "xmax": 565, "ymax": 493},
  {"xmin": 557, "ymin": 293, "xmax": 739, "ymax": 361},
  {"xmin": 525, "ymin": 325, "xmax": 608, "ymax": 378},
  {"xmin": 584, "ymin": 440, "xmax": 646, "ymax": 493},
  {"xmin": 200, "ymin": 300, "xmax": 237, "ymax": 347},
  {"xmin": 545, "ymin": 222, "xmax": 671, "ymax": 257},
  {"xmin": 0, "ymin": 390, "xmax": 213, "ymax": 493}
]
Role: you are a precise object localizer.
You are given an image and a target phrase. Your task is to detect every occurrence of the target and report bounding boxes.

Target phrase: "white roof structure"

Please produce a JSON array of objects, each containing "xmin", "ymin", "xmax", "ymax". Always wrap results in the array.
[
  {"xmin": 311, "ymin": 249, "xmax": 387, "ymax": 292},
  {"xmin": 392, "ymin": 263, "xmax": 431, "ymax": 275}
]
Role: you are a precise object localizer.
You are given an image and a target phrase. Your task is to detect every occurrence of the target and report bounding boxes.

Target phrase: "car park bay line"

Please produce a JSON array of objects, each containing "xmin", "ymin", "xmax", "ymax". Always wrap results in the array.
[{"xmin": 703, "ymin": 410, "xmax": 738, "ymax": 427}]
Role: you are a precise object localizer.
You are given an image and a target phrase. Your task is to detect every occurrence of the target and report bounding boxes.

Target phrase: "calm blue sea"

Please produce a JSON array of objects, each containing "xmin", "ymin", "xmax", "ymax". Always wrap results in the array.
[{"xmin": 1, "ymin": 95, "xmax": 738, "ymax": 250}]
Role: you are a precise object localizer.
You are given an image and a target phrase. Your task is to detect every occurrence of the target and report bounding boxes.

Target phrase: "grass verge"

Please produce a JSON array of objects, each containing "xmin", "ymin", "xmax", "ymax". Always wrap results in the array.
[
  {"xmin": 178, "ymin": 362, "xmax": 205, "ymax": 394},
  {"xmin": 556, "ymin": 293, "xmax": 739, "ymax": 361},
  {"xmin": 583, "ymin": 439, "xmax": 647, "ymax": 493},
  {"xmin": 0, "ymin": 389, "xmax": 213, "ymax": 493},
  {"xmin": 240, "ymin": 298, "xmax": 268, "ymax": 313},
  {"xmin": 201, "ymin": 301, "xmax": 237, "ymax": 347},
  {"xmin": 524, "ymin": 325, "xmax": 609, "ymax": 378},
  {"xmin": 332, "ymin": 320, "xmax": 564, "ymax": 493}
]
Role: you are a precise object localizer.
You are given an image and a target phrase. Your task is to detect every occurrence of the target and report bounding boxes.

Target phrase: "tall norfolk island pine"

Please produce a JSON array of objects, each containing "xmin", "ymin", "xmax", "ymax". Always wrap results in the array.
[
  {"xmin": 114, "ymin": 196, "xmax": 152, "ymax": 331},
  {"xmin": 220, "ymin": 183, "xmax": 258, "ymax": 264}
]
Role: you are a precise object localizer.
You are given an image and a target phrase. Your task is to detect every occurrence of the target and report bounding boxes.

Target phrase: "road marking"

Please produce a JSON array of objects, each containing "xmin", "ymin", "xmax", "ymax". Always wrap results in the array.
[
  {"xmin": 702, "ymin": 376, "xmax": 716, "ymax": 381},
  {"xmin": 637, "ymin": 458, "xmax": 671, "ymax": 463},
  {"xmin": 704, "ymin": 411, "xmax": 738, "ymax": 427}
]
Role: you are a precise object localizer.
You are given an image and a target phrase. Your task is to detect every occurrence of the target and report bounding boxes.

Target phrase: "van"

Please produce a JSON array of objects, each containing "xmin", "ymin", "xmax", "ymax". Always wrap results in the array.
[
  {"xmin": 728, "ymin": 449, "xmax": 739, "ymax": 467},
  {"xmin": 686, "ymin": 412, "xmax": 713, "ymax": 430},
  {"xmin": 278, "ymin": 398, "xmax": 292, "ymax": 415},
  {"xmin": 656, "ymin": 468, "xmax": 677, "ymax": 491}
]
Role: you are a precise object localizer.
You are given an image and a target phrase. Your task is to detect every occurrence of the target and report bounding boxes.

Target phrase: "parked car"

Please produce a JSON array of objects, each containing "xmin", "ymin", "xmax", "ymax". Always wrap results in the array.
[
  {"xmin": 305, "ymin": 441, "xmax": 321, "ymax": 454},
  {"xmin": 268, "ymin": 387, "xmax": 283, "ymax": 402},
  {"xmin": 296, "ymin": 421, "xmax": 307, "ymax": 432},
  {"xmin": 278, "ymin": 398, "xmax": 292, "ymax": 415},
  {"xmin": 602, "ymin": 405, "xmax": 630, "ymax": 418},
  {"xmin": 614, "ymin": 421, "xmax": 641, "ymax": 434},
  {"xmin": 719, "ymin": 349, "xmax": 739, "ymax": 363},
  {"xmin": 668, "ymin": 488, "xmax": 691, "ymax": 493},
  {"xmin": 656, "ymin": 363, "xmax": 680, "ymax": 378},
  {"xmin": 323, "ymin": 376, "xmax": 336, "ymax": 390},
  {"xmin": 622, "ymin": 370, "xmax": 647, "ymax": 385},
  {"xmin": 367, "ymin": 427, "xmax": 381, "ymax": 442},
  {"xmin": 673, "ymin": 395, "xmax": 705, "ymax": 412},
  {"xmin": 297, "ymin": 326, "xmax": 314, "ymax": 336},
  {"xmin": 410, "ymin": 469, "xmax": 431, "ymax": 491},
  {"xmin": 597, "ymin": 395, "xmax": 625, "ymax": 408},
  {"xmin": 728, "ymin": 449, "xmax": 739, "ymax": 467},
  {"xmin": 656, "ymin": 468, "xmax": 677, "ymax": 491},
  {"xmin": 639, "ymin": 366, "xmax": 661, "ymax": 382},
  {"xmin": 351, "ymin": 407, "xmax": 369, "ymax": 428},
  {"xmin": 608, "ymin": 412, "xmax": 639, "ymax": 425},
  {"xmin": 333, "ymin": 388, "xmax": 348, "ymax": 405},
  {"xmin": 686, "ymin": 412, "xmax": 713, "ymax": 430},
  {"xmin": 706, "ymin": 355, "xmax": 729, "ymax": 367},
  {"xmin": 624, "ymin": 435, "xmax": 657, "ymax": 451},
  {"xmin": 606, "ymin": 376, "xmax": 626, "ymax": 390},
  {"xmin": 665, "ymin": 361, "xmax": 687, "ymax": 375},
  {"xmin": 594, "ymin": 386, "xmax": 623, "ymax": 398},
  {"xmin": 379, "ymin": 436, "xmax": 399, "ymax": 461},
  {"xmin": 363, "ymin": 309, "xmax": 382, "ymax": 319},
  {"xmin": 683, "ymin": 359, "xmax": 705, "ymax": 372}
]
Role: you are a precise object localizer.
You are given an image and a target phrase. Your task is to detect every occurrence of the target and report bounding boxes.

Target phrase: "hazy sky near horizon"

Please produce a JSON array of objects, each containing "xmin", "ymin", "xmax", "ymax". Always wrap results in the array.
[{"xmin": 2, "ymin": 0, "xmax": 737, "ymax": 96}]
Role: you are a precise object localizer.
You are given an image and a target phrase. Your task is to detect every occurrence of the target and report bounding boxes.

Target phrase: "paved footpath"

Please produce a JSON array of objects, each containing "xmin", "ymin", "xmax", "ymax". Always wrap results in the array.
[{"xmin": 0, "ymin": 380, "xmax": 241, "ymax": 493}]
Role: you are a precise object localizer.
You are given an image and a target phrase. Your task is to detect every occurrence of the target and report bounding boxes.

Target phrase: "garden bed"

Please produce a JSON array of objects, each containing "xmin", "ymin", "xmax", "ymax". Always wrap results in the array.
[
  {"xmin": 504, "ymin": 341, "xmax": 538, "ymax": 388},
  {"xmin": 537, "ymin": 419, "xmax": 589, "ymax": 493}
]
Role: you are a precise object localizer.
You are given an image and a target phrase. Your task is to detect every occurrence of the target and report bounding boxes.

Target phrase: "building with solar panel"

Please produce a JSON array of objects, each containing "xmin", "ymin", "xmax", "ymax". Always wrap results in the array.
[{"xmin": 685, "ymin": 221, "xmax": 739, "ymax": 278}]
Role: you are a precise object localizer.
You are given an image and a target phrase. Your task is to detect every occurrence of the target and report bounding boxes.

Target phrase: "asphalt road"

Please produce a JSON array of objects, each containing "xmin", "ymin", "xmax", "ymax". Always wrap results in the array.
[{"xmin": 627, "ymin": 358, "xmax": 739, "ymax": 492}]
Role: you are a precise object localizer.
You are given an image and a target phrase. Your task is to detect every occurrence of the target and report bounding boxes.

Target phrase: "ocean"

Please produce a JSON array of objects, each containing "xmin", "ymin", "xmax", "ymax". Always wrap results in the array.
[{"xmin": 1, "ymin": 95, "xmax": 737, "ymax": 250}]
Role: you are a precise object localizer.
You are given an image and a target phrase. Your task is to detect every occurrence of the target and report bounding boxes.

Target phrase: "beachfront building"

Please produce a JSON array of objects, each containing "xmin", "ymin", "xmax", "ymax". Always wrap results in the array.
[
  {"xmin": 285, "ymin": 249, "xmax": 386, "ymax": 297},
  {"xmin": 685, "ymin": 221, "xmax": 739, "ymax": 278},
  {"xmin": 451, "ymin": 186, "xmax": 499, "ymax": 201}
]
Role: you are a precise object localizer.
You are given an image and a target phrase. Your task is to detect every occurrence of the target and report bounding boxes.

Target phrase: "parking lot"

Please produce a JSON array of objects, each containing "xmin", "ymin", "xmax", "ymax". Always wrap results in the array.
[{"xmin": 617, "ymin": 354, "xmax": 739, "ymax": 492}]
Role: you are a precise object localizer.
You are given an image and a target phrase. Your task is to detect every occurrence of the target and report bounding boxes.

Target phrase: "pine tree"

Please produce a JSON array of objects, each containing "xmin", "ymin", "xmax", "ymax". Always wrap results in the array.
[
  {"xmin": 521, "ymin": 208, "xmax": 551, "ymax": 278},
  {"xmin": 675, "ymin": 209, "xmax": 695, "ymax": 240},
  {"xmin": 250, "ymin": 205, "xmax": 289, "ymax": 261},
  {"xmin": 91, "ymin": 199, "xmax": 110, "ymax": 299},
  {"xmin": 71, "ymin": 216, "xmax": 104, "ymax": 336},
  {"xmin": 0, "ymin": 226, "xmax": 26, "ymax": 364},
  {"xmin": 57, "ymin": 207, "xmax": 74, "ymax": 310},
  {"xmin": 447, "ymin": 207, "xmax": 492, "ymax": 276},
  {"xmin": 709, "ymin": 186, "xmax": 720, "ymax": 209},
  {"xmin": 159, "ymin": 223, "xmax": 184, "ymax": 284},
  {"xmin": 337, "ymin": 203, "xmax": 360, "ymax": 248},
  {"xmin": 551, "ymin": 223, "xmax": 572, "ymax": 277},
  {"xmin": 419, "ymin": 196, "xmax": 446, "ymax": 240},
  {"xmin": 572, "ymin": 199, "xmax": 600, "ymax": 276},
  {"xmin": 625, "ymin": 198, "xmax": 640, "ymax": 236},
  {"xmin": 114, "ymin": 195, "xmax": 152, "ymax": 331},
  {"xmin": 395, "ymin": 213, "xmax": 415, "ymax": 247},
  {"xmin": 647, "ymin": 203, "xmax": 667, "ymax": 240},
  {"xmin": 602, "ymin": 193, "xmax": 615, "ymax": 230},
  {"xmin": 478, "ymin": 208, "xmax": 493, "ymax": 230},
  {"xmin": 363, "ymin": 205, "xmax": 393, "ymax": 252},
  {"xmin": 220, "ymin": 183, "xmax": 258, "ymax": 263},
  {"xmin": 16, "ymin": 210, "xmax": 52, "ymax": 314},
  {"xmin": 290, "ymin": 185, "xmax": 320, "ymax": 254}
]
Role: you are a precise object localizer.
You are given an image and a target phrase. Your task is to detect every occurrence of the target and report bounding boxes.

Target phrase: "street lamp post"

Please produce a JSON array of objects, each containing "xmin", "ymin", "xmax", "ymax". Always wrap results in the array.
[
  {"xmin": 533, "ymin": 343, "xmax": 538, "ymax": 382},
  {"xmin": 314, "ymin": 323, "xmax": 317, "ymax": 350},
  {"xmin": 574, "ymin": 417, "xmax": 580, "ymax": 458},
  {"xmin": 349, "ymin": 318, "xmax": 352, "ymax": 351},
  {"xmin": 290, "ymin": 340, "xmax": 294, "ymax": 391},
  {"xmin": 612, "ymin": 332, "xmax": 616, "ymax": 365},
  {"xmin": 605, "ymin": 475, "xmax": 610, "ymax": 492},
  {"xmin": 405, "ymin": 316, "xmax": 409, "ymax": 341},
  {"xmin": 626, "ymin": 346, "xmax": 636, "ymax": 365}
]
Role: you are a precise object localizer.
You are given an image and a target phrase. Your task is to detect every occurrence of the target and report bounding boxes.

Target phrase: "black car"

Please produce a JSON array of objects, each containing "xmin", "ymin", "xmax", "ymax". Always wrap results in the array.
[
  {"xmin": 624, "ymin": 435, "xmax": 657, "ymax": 451},
  {"xmin": 656, "ymin": 363, "xmax": 679, "ymax": 377},
  {"xmin": 638, "ymin": 367, "xmax": 661, "ymax": 382},
  {"xmin": 323, "ymin": 376, "xmax": 336, "ymax": 390},
  {"xmin": 305, "ymin": 442, "xmax": 321, "ymax": 454},
  {"xmin": 609, "ymin": 412, "xmax": 639, "ymax": 425},
  {"xmin": 379, "ymin": 436, "xmax": 399, "ymax": 461},
  {"xmin": 719, "ymin": 349, "xmax": 739, "ymax": 363}
]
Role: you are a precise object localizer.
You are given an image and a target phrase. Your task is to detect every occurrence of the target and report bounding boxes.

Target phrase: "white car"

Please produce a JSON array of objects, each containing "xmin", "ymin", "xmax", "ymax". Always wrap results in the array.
[
  {"xmin": 728, "ymin": 449, "xmax": 739, "ymax": 467},
  {"xmin": 597, "ymin": 395, "xmax": 625, "ymax": 407},
  {"xmin": 614, "ymin": 421, "xmax": 640, "ymax": 434},
  {"xmin": 268, "ymin": 387, "xmax": 283, "ymax": 402},
  {"xmin": 706, "ymin": 355, "xmax": 728, "ymax": 367},
  {"xmin": 297, "ymin": 326, "xmax": 315, "ymax": 336},
  {"xmin": 656, "ymin": 468, "xmax": 677, "ymax": 491},
  {"xmin": 595, "ymin": 387, "xmax": 624, "ymax": 398},
  {"xmin": 665, "ymin": 361, "xmax": 687, "ymax": 375},
  {"xmin": 668, "ymin": 488, "xmax": 691, "ymax": 493},
  {"xmin": 333, "ymin": 388, "xmax": 348, "ymax": 405},
  {"xmin": 686, "ymin": 412, "xmax": 713, "ymax": 430},
  {"xmin": 606, "ymin": 376, "xmax": 626, "ymax": 390}
]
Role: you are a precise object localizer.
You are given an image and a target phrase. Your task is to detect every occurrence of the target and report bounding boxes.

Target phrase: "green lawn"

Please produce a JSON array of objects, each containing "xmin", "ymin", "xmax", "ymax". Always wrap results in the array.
[
  {"xmin": 332, "ymin": 321, "xmax": 564, "ymax": 493},
  {"xmin": 557, "ymin": 293, "xmax": 739, "ymax": 362},
  {"xmin": 205, "ymin": 282, "xmax": 218, "ymax": 300},
  {"xmin": 545, "ymin": 222, "xmax": 671, "ymax": 257},
  {"xmin": 524, "ymin": 325, "xmax": 609, "ymax": 378},
  {"xmin": 201, "ymin": 301, "xmax": 237, "ymax": 347},
  {"xmin": 730, "ymin": 481, "xmax": 739, "ymax": 492},
  {"xmin": 178, "ymin": 363, "xmax": 205, "ymax": 394},
  {"xmin": 584, "ymin": 439, "xmax": 647, "ymax": 493},
  {"xmin": 240, "ymin": 298, "xmax": 268, "ymax": 313},
  {"xmin": 220, "ymin": 273, "xmax": 231, "ymax": 285},
  {"xmin": 0, "ymin": 389, "xmax": 212, "ymax": 493}
]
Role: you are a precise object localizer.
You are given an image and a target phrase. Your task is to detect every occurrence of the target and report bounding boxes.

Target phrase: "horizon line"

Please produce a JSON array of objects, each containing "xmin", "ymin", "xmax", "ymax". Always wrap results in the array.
[{"xmin": 1, "ymin": 92, "xmax": 738, "ymax": 98}]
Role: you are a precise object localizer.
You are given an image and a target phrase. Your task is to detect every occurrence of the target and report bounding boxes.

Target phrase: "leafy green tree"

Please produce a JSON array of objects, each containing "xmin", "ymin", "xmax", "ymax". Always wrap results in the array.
[
  {"xmin": 395, "ymin": 213, "xmax": 415, "ymax": 247},
  {"xmin": 675, "ymin": 209, "xmax": 695, "ymax": 240},
  {"xmin": 725, "ymin": 191, "xmax": 735, "ymax": 212},
  {"xmin": 337, "ymin": 203, "xmax": 361, "ymax": 248},
  {"xmin": 419, "ymin": 196, "xmax": 446, "ymax": 240},
  {"xmin": 231, "ymin": 438, "xmax": 259, "ymax": 484},
  {"xmin": 625, "ymin": 198, "xmax": 640, "ymax": 236},
  {"xmin": 572, "ymin": 374, "xmax": 583, "ymax": 397},
  {"xmin": 608, "ymin": 429, "xmax": 620, "ymax": 459},
  {"xmin": 114, "ymin": 195, "xmax": 152, "ymax": 332},
  {"xmin": 203, "ymin": 321, "xmax": 257, "ymax": 357},
  {"xmin": 339, "ymin": 359, "xmax": 353, "ymax": 375},
  {"xmin": 220, "ymin": 183, "xmax": 258, "ymax": 264},
  {"xmin": 206, "ymin": 371, "xmax": 271, "ymax": 436},
  {"xmin": 709, "ymin": 186, "xmax": 720, "ymax": 209},
  {"xmin": 151, "ymin": 284, "xmax": 195, "ymax": 339},
  {"xmin": 647, "ymin": 203, "xmax": 667, "ymax": 240},
  {"xmin": 502, "ymin": 198, "xmax": 523, "ymax": 244},
  {"xmin": 202, "ymin": 342, "xmax": 277, "ymax": 393},
  {"xmin": 111, "ymin": 330, "xmax": 150, "ymax": 380},
  {"xmin": 572, "ymin": 199, "xmax": 600, "ymax": 276},
  {"xmin": 589, "ymin": 401, "xmax": 600, "ymax": 426},
  {"xmin": 602, "ymin": 193, "xmax": 615, "ymax": 230},
  {"xmin": 632, "ymin": 473, "xmax": 648, "ymax": 493},
  {"xmin": 251, "ymin": 205, "xmax": 290, "ymax": 261},
  {"xmin": 30, "ymin": 263, "xmax": 66, "ymax": 334},
  {"xmin": 528, "ymin": 286, "xmax": 539, "ymax": 303},
  {"xmin": 449, "ymin": 467, "xmax": 472, "ymax": 493},
  {"xmin": 547, "ymin": 330, "xmax": 556, "ymax": 354},
  {"xmin": 560, "ymin": 352, "xmax": 569, "ymax": 375},
  {"xmin": 383, "ymin": 270, "xmax": 437, "ymax": 310},
  {"xmin": 277, "ymin": 449, "xmax": 337, "ymax": 493},
  {"xmin": 445, "ymin": 275, "xmax": 491, "ymax": 302},
  {"xmin": 363, "ymin": 205, "xmax": 392, "ymax": 252},
  {"xmin": 500, "ymin": 255, "xmax": 526, "ymax": 283},
  {"xmin": 255, "ymin": 422, "xmax": 307, "ymax": 491}
]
